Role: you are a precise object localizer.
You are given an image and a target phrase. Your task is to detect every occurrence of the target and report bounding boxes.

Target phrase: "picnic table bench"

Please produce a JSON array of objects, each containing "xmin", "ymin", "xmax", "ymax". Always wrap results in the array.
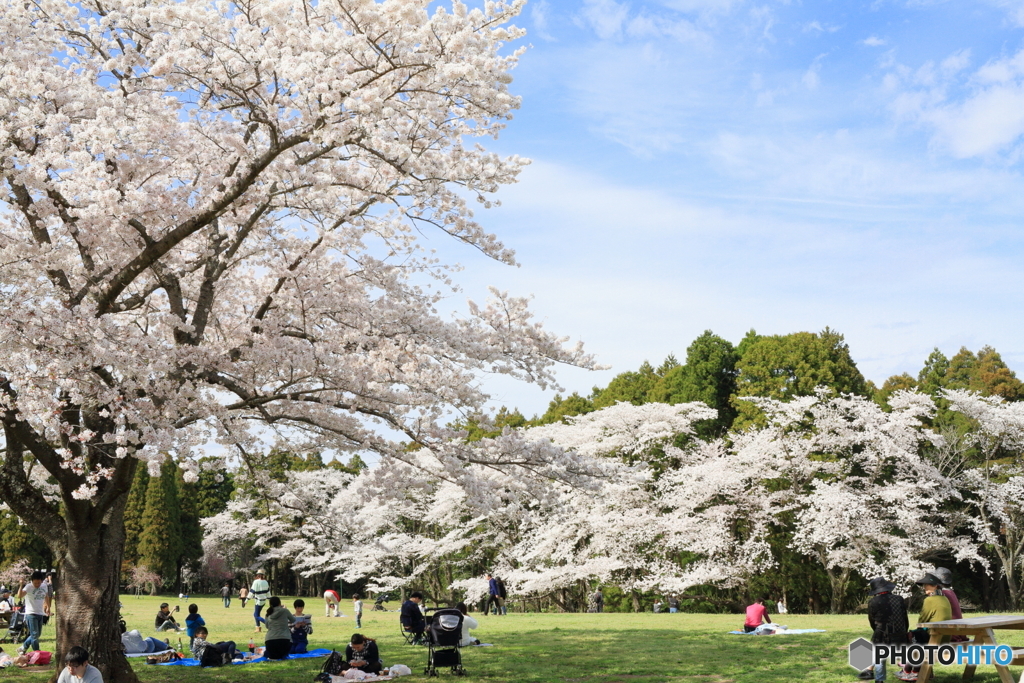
[{"xmin": 917, "ymin": 615, "xmax": 1024, "ymax": 683}]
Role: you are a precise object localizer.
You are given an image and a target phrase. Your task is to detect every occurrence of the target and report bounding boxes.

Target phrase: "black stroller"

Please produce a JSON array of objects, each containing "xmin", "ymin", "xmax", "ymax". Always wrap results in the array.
[
  {"xmin": 1, "ymin": 609, "xmax": 27, "ymax": 645},
  {"xmin": 372, "ymin": 593, "xmax": 393, "ymax": 612},
  {"xmin": 424, "ymin": 608, "xmax": 465, "ymax": 677}
]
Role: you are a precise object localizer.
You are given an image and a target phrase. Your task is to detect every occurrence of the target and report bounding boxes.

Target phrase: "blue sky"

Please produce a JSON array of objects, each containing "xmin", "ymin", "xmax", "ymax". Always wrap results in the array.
[{"xmin": 447, "ymin": 0, "xmax": 1024, "ymax": 417}]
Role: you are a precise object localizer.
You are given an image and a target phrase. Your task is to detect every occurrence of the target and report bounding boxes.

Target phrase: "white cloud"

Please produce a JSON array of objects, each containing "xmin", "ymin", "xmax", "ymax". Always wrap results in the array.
[
  {"xmin": 531, "ymin": 0, "xmax": 555, "ymax": 42},
  {"xmin": 862, "ymin": 36, "xmax": 886, "ymax": 46},
  {"xmin": 887, "ymin": 48, "xmax": 1024, "ymax": 158},
  {"xmin": 579, "ymin": 0, "xmax": 630, "ymax": 40},
  {"xmin": 804, "ymin": 20, "xmax": 841, "ymax": 33}
]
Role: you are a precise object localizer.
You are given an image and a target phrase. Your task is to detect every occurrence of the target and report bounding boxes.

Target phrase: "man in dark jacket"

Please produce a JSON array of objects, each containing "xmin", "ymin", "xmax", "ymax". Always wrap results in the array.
[
  {"xmin": 866, "ymin": 577, "xmax": 909, "ymax": 683},
  {"xmin": 484, "ymin": 573, "xmax": 505, "ymax": 616},
  {"xmin": 400, "ymin": 592, "xmax": 425, "ymax": 644}
]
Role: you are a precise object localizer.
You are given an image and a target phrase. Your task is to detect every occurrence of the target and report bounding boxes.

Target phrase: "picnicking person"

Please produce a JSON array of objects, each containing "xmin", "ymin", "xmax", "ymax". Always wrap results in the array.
[
  {"xmin": 0, "ymin": 587, "xmax": 13, "ymax": 628},
  {"xmin": 250, "ymin": 571, "xmax": 271, "ymax": 631},
  {"xmin": 344, "ymin": 633, "xmax": 383, "ymax": 675},
  {"xmin": 894, "ymin": 572, "xmax": 953, "ymax": 682},
  {"xmin": 184, "ymin": 604, "xmax": 205, "ymax": 648},
  {"xmin": 455, "ymin": 602, "xmax": 480, "ymax": 647},
  {"xmin": 154, "ymin": 603, "xmax": 183, "ymax": 632},
  {"xmin": 18, "ymin": 571, "xmax": 51, "ymax": 652},
  {"xmin": 862, "ymin": 576, "xmax": 909, "ymax": 683},
  {"xmin": 56, "ymin": 646, "xmax": 103, "ymax": 683},
  {"xmin": 400, "ymin": 592, "xmax": 426, "ymax": 645},
  {"xmin": 932, "ymin": 567, "xmax": 967, "ymax": 643},
  {"xmin": 742, "ymin": 597, "xmax": 771, "ymax": 633},
  {"xmin": 191, "ymin": 626, "xmax": 242, "ymax": 663},
  {"xmin": 262, "ymin": 596, "xmax": 295, "ymax": 660},
  {"xmin": 290, "ymin": 599, "xmax": 312, "ymax": 655}
]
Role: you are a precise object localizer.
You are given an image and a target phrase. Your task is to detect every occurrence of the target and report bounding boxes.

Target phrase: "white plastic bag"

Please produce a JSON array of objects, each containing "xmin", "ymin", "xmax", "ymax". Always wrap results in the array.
[
  {"xmin": 343, "ymin": 669, "xmax": 368, "ymax": 680},
  {"xmin": 390, "ymin": 664, "xmax": 413, "ymax": 676}
]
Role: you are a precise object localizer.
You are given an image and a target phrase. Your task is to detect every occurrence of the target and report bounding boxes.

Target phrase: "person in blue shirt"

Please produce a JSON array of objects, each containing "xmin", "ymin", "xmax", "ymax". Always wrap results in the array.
[
  {"xmin": 400, "ymin": 592, "xmax": 425, "ymax": 645},
  {"xmin": 184, "ymin": 604, "xmax": 205, "ymax": 648}
]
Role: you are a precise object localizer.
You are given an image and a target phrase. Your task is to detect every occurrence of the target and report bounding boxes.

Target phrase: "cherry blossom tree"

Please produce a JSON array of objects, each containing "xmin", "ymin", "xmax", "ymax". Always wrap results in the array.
[
  {"xmin": 0, "ymin": 1, "xmax": 598, "ymax": 679},
  {"xmin": 944, "ymin": 390, "xmax": 1024, "ymax": 608}
]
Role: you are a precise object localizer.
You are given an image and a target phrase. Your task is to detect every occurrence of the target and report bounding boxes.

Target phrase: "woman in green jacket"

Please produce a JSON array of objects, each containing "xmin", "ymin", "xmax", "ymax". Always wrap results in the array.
[
  {"xmin": 916, "ymin": 572, "xmax": 953, "ymax": 642},
  {"xmin": 263, "ymin": 596, "xmax": 295, "ymax": 660}
]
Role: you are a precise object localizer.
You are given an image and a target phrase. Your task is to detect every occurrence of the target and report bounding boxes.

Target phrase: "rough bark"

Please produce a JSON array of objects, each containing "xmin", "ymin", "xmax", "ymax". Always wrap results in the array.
[{"xmin": 54, "ymin": 512, "xmax": 137, "ymax": 683}]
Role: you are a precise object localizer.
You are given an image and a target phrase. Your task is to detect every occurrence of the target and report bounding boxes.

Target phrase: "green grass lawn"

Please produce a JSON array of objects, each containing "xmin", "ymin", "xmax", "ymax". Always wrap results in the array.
[{"xmin": 7, "ymin": 595, "xmax": 1024, "ymax": 682}]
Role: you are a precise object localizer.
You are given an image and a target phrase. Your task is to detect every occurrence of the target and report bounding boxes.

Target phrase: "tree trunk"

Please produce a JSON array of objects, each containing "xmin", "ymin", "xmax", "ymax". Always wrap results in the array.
[{"xmin": 56, "ymin": 526, "xmax": 138, "ymax": 683}]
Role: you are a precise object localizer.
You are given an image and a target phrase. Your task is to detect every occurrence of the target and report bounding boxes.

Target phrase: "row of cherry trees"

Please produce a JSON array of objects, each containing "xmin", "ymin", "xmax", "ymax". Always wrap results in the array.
[{"xmin": 201, "ymin": 389, "xmax": 1024, "ymax": 613}]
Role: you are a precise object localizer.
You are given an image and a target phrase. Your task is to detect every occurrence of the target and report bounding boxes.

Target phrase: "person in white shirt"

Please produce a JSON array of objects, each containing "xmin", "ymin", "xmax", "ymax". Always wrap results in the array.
[
  {"xmin": 56, "ymin": 646, "xmax": 103, "ymax": 683},
  {"xmin": 455, "ymin": 602, "xmax": 480, "ymax": 647},
  {"xmin": 17, "ymin": 571, "xmax": 50, "ymax": 652},
  {"xmin": 250, "ymin": 571, "xmax": 271, "ymax": 632},
  {"xmin": 0, "ymin": 587, "xmax": 13, "ymax": 628},
  {"xmin": 353, "ymin": 594, "xmax": 363, "ymax": 628}
]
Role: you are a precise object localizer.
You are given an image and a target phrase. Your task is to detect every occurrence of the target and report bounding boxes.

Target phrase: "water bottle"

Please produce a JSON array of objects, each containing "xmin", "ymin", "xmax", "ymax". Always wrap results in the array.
[{"xmin": 177, "ymin": 638, "xmax": 183, "ymax": 654}]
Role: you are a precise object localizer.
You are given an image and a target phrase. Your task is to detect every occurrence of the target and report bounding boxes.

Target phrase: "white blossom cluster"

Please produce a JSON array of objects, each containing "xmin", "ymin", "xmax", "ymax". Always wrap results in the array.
[{"xmin": 202, "ymin": 391, "xmax": 1024, "ymax": 609}]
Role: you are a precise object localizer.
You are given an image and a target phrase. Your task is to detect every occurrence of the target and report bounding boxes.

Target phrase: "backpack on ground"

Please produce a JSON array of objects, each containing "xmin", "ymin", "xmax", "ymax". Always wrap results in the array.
[
  {"xmin": 199, "ymin": 646, "xmax": 228, "ymax": 667},
  {"xmin": 320, "ymin": 649, "xmax": 344, "ymax": 676}
]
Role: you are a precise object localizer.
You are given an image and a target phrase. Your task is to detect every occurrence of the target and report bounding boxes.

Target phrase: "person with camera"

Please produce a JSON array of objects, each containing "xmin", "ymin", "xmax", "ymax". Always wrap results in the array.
[{"xmin": 154, "ymin": 603, "xmax": 183, "ymax": 632}]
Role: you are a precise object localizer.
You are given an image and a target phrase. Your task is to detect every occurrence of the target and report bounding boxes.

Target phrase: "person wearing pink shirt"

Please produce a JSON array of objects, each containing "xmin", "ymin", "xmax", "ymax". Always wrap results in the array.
[{"xmin": 743, "ymin": 597, "xmax": 772, "ymax": 633}]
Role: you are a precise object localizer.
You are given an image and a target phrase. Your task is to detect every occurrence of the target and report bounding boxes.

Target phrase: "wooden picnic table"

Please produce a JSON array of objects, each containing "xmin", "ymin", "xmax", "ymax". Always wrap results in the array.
[{"xmin": 916, "ymin": 615, "xmax": 1024, "ymax": 683}]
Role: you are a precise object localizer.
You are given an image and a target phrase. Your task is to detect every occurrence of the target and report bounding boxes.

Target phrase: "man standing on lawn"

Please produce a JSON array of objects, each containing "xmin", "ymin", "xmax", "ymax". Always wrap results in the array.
[
  {"xmin": 484, "ymin": 573, "xmax": 504, "ymax": 616},
  {"xmin": 18, "ymin": 571, "xmax": 50, "ymax": 652},
  {"xmin": 864, "ymin": 577, "xmax": 909, "ymax": 683}
]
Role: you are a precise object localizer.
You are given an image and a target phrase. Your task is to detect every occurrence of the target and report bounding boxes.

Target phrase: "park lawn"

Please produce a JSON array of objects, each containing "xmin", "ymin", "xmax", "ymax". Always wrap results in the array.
[{"xmin": 6, "ymin": 596, "xmax": 1024, "ymax": 682}]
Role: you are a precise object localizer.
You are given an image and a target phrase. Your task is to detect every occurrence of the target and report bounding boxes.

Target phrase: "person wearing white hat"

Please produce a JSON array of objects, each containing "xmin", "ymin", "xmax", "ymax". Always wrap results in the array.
[{"xmin": 250, "ymin": 571, "xmax": 271, "ymax": 632}]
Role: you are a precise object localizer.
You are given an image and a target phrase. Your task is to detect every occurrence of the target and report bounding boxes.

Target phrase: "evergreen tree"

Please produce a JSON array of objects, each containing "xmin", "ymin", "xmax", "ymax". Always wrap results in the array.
[
  {"xmin": 0, "ymin": 509, "xmax": 51, "ymax": 570},
  {"xmin": 176, "ymin": 469, "xmax": 204, "ymax": 587},
  {"xmin": 122, "ymin": 465, "xmax": 150, "ymax": 567},
  {"xmin": 538, "ymin": 392, "xmax": 596, "ymax": 424},
  {"xmin": 652, "ymin": 331, "xmax": 738, "ymax": 435},
  {"xmin": 732, "ymin": 328, "xmax": 868, "ymax": 429},
  {"xmin": 191, "ymin": 461, "xmax": 235, "ymax": 519},
  {"xmin": 592, "ymin": 361, "xmax": 662, "ymax": 408},
  {"xmin": 137, "ymin": 460, "xmax": 183, "ymax": 588},
  {"xmin": 873, "ymin": 373, "xmax": 918, "ymax": 411}
]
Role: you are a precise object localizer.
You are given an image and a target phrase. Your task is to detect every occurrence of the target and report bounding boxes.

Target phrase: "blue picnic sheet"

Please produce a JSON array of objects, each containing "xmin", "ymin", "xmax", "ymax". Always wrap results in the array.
[
  {"xmin": 159, "ymin": 647, "xmax": 332, "ymax": 666},
  {"xmin": 728, "ymin": 629, "xmax": 826, "ymax": 635}
]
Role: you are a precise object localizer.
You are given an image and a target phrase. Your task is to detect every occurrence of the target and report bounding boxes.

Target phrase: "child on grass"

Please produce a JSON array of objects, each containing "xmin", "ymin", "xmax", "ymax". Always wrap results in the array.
[
  {"xmin": 353, "ymin": 594, "xmax": 363, "ymax": 629},
  {"xmin": 290, "ymin": 599, "xmax": 312, "ymax": 655},
  {"xmin": 184, "ymin": 604, "xmax": 205, "ymax": 648}
]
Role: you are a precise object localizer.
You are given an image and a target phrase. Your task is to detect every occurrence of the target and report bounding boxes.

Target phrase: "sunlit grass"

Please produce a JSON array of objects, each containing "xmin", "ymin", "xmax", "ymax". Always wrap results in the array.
[{"xmin": 8, "ymin": 595, "xmax": 1024, "ymax": 681}]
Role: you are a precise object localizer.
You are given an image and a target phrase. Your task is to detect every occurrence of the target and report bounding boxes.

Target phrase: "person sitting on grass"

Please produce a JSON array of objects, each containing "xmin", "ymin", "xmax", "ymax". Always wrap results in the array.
[
  {"xmin": 400, "ymin": 592, "xmax": 426, "ymax": 645},
  {"xmin": 263, "ymin": 596, "xmax": 295, "ymax": 660},
  {"xmin": 184, "ymin": 603, "xmax": 205, "ymax": 648},
  {"xmin": 57, "ymin": 646, "xmax": 102, "ymax": 683},
  {"xmin": 742, "ymin": 597, "xmax": 771, "ymax": 633},
  {"xmin": 344, "ymin": 634, "xmax": 383, "ymax": 675},
  {"xmin": 154, "ymin": 603, "xmax": 182, "ymax": 632},
  {"xmin": 456, "ymin": 602, "xmax": 480, "ymax": 647},
  {"xmin": 190, "ymin": 626, "xmax": 241, "ymax": 663},
  {"xmin": 290, "ymin": 599, "xmax": 312, "ymax": 655}
]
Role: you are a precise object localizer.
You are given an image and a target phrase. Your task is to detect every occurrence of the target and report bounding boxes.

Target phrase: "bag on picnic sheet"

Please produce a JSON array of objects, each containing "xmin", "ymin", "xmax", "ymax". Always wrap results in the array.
[
  {"xmin": 27, "ymin": 650, "xmax": 51, "ymax": 665},
  {"xmin": 390, "ymin": 664, "xmax": 412, "ymax": 676},
  {"xmin": 146, "ymin": 651, "xmax": 182, "ymax": 665},
  {"xmin": 343, "ymin": 669, "xmax": 368, "ymax": 681},
  {"xmin": 320, "ymin": 649, "xmax": 345, "ymax": 676},
  {"xmin": 199, "ymin": 645, "xmax": 230, "ymax": 667}
]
